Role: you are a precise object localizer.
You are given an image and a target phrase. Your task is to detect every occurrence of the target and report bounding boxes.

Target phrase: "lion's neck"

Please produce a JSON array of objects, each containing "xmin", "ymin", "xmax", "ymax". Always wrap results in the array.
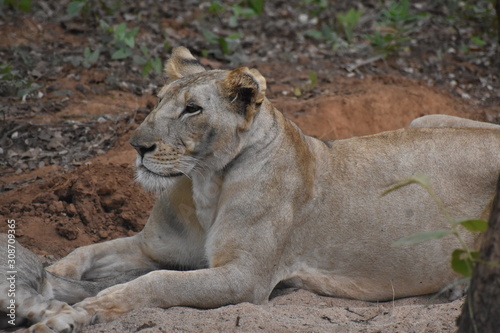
[
  {"xmin": 191, "ymin": 171, "xmax": 223, "ymax": 231},
  {"xmin": 189, "ymin": 100, "xmax": 298, "ymax": 230}
]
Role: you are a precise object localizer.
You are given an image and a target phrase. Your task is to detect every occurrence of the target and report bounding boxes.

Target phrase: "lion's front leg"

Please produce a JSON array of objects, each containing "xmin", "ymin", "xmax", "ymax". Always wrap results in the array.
[
  {"xmin": 47, "ymin": 234, "xmax": 158, "ymax": 280},
  {"xmin": 28, "ymin": 265, "xmax": 273, "ymax": 333}
]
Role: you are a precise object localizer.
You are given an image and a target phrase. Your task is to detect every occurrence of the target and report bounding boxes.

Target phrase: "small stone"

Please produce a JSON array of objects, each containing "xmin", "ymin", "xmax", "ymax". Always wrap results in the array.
[{"xmin": 66, "ymin": 204, "xmax": 78, "ymax": 217}]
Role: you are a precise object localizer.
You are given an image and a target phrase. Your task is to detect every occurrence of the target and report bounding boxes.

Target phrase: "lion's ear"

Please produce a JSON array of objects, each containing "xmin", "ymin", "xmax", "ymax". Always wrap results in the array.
[
  {"xmin": 164, "ymin": 47, "xmax": 205, "ymax": 80},
  {"xmin": 220, "ymin": 67, "xmax": 267, "ymax": 129},
  {"xmin": 221, "ymin": 67, "xmax": 266, "ymax": 114}
]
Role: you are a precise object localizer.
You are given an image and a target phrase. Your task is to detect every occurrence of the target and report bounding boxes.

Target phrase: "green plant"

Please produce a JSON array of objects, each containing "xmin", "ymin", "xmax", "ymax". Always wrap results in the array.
[
  {"xmin": 300, "ymin": 0, "xmax": 328, "ymax": 18},
  {"xmin": 445, "ymin": 0, "xmax": 497, "ymax": 37},
  {"xmin": 65, "ymin": 47, "xmax": 100, "ymax": 68},
  {"xmin": 304, "ymin": 23, "xmax": 347, "ymax": 51},
  {"xmin": 64, "ymin": 1, "xmax": 164, "ymax": 76},
  {"xmin": 98, "ymin": 21, "xmax": 140, "ymax": 60},
  {"xmin": 133, "ymin": 45, "xmax": 163, "ymax": 77},
  {"xmin": 0, "ymin": 0, "xmax": 32, "ymax": 13},
  {"xmin": 365, "ymin": 0, "xmax": 428, "ymax": 57},
  {"xmin": 67, "ymin": 0, "xmax": 89, "ymax": 16},
  {"xmin": 383, "ymin": 174, "xmax": 487, "ymax": 278},
  {"xmin": 208, "ymin": 0, "xmax": 264, "ymax": 27},
  {"xmin": 336, "ymin": 8, "xmax": 363, "ymax": 43},
  {"xmin": 202, "ymin": 0, "xmax": 263, "ymax": 57},
  {"xmin": 201, "ymin": 28, "xmax": 242, "ymax": 56},
  {"xmin": 293, "ymin": 71, "xmax": 318, "ymax": 97},
  {"xmin": 97, "ymin": 20, "xmax": 163, "ymax": 76},
  {"xmin": 67, "ymin": 0, "xmax": 122, "ymax": 18},
  {"xmin": 0, "ymin": 63, "xmax": 42, "ymax": 99},
  {"xmin": 82, "ymin": 47, "xmax": 100, "ymax": 68},
  {"xmin": 304, "ymin": 7, "xmax": 362, "ymax": 49}
]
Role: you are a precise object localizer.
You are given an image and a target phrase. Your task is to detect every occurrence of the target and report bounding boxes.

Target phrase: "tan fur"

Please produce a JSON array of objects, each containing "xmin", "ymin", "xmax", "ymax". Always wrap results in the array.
[
  {"xmin": 28, "ymin": 48, "xmax": 500, "ymax": 332},
  {"xmin": 410, "ymin": 114, "xmax": 500, "ymax": 129}
]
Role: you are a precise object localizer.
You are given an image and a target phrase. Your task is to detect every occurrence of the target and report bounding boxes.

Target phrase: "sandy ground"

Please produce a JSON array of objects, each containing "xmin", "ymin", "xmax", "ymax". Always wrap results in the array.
[{"xmin": 83, "ymin": 289, "xmax": 463, "ymax": 333}]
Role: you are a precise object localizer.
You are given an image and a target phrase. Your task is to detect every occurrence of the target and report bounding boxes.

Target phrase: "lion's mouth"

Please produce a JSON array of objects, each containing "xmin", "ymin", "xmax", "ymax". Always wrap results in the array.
[{"xmin": 139, "ymin": 165, "xmax": 184, "ymax": 178}]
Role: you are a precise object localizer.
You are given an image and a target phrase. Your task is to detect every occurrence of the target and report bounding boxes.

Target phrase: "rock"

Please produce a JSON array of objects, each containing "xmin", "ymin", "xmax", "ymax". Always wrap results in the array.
[
  {"xmin": 56, "ymin": 223, "xmax": 78, "ymax": 240},
  {"xmin": 66, "ymin": 203, "xmax": 78, "ymax": 217}
]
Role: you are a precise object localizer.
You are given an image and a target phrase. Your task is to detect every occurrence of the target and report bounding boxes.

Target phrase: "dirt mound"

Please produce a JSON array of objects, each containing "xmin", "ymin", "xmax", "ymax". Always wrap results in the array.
[
  {"xmin": 276, "ymin": 75, "xmax": 474, "ymax": 140},
  {"xmin": 0, "ymin": 152, "xmax": 154, "ymax": 257}
]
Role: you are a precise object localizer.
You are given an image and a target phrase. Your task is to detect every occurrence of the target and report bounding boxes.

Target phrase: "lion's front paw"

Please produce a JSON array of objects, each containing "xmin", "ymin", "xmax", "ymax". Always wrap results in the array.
[
  {"xmin": 28, "ymin": 307, "xmax": 91, "ymax": 333},
  {"xmin": 46, "ymin": 262, "xmax": 81, "ymax": 280}
]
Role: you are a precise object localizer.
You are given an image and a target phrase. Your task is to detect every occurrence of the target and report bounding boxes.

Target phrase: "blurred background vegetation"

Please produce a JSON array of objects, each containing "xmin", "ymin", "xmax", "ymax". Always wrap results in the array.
[{"xmin": 0, "ymin": 0, "xmax": 498, "ymax": 102}]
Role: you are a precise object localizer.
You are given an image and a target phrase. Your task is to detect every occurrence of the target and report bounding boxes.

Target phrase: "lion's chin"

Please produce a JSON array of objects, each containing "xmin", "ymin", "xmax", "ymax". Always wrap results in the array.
[{"xmin": 134, "ymin": 167, "xmax": 183, "ymax": 193}]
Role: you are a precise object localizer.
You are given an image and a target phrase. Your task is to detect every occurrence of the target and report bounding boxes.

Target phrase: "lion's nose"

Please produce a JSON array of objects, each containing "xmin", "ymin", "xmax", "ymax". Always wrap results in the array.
[{"xmin": 131, "ymin": 143, "xmax": 156, "ymax": 158}]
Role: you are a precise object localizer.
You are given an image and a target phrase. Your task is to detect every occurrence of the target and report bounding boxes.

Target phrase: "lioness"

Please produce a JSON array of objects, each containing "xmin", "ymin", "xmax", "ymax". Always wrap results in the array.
[{"xmin": 25, "ymin": 47, "xmax": 500, "ymax": 332}]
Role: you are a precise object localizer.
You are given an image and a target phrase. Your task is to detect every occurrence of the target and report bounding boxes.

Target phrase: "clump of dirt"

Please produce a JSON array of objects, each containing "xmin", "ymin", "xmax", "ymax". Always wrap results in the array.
[{"xmin": 0, "ymin": 155, "xmax": 154, "ymax": 257}]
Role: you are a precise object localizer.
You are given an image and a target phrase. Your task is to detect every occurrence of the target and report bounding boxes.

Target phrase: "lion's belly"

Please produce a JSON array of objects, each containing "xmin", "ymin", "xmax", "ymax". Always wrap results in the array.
[
  {"xmin": 284, "ymin": 180, "xmax": 479, "ymax": 300},
  {"xmin": 290, "ymin": 264, "xmax": 453, "ymax": 301}
]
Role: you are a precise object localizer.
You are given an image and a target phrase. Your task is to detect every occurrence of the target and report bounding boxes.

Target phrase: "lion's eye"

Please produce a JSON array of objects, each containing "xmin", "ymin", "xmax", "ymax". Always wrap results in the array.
[{"xmin": 181, "ymin": 104, "xmax": 203, "ymax": 117}]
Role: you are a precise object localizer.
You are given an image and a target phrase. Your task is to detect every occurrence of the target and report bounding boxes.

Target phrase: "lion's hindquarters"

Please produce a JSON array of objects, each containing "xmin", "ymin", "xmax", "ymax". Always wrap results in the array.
[{"xmin": 287, "ymin": 130, "xmax": 500, "ymax": 300}]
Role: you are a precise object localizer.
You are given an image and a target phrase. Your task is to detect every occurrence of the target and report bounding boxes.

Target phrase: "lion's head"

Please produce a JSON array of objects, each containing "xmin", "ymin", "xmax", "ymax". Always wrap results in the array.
[{"xmin": 130, "ymin": 47, "xmax": 267, "ymax": 192}]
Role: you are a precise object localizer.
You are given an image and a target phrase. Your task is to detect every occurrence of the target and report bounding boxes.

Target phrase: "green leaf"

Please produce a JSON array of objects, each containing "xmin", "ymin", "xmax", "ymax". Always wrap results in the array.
[
  {"xmin": 65, "ymin": 55, "xmax": 83, "ymax": 67},
  {"xmin": 229, "ymin": 15, "xmax": 238, "ymax": 28},
  {"xmin": 209, "ymin": 1, "xmax": 225, "ymax": 14},
  {"xmin": 217, "ymin": 37, "xmax": 230, "ymax": 55},
  {"xmin": 249, "ymin": 0, "xmax": 264, "ymax": 15},
  {"xmin": 304, "ymin": 29, "xmax": 324, "ymax": 40},
  {"xmin": 200, "ymin": 28, "xmax": 218, "ymax": 44},
  {"xmin": 471, "ymin": 36, "xmax": 486, "ymax": 47},
  {"xmin": 142, "ymin": 60, "xmax": 153, "ymax": 77},
  {"xmin": 67, "ymin": 1, "xmax": 86, "ymax": 16},
  {"xmin": 140, "ymin": 45, "xmax": 149, "ymax": 56},
  {"xmin": 321, "ymin": 23, "xmax": 336, "ymax": 42},
  {"xmin": 124, "ymin": 27, "xmax": 139, "ymax": 48},
  {"xmin": 114, "ymin": 22, "xmax": 127, "ymax": 42},
  {"xmin": 454, "ymin": 219, "xmax": 488, "ymax": 232},
  {"xmin": 392, "ymin": 229, "xmax": 453, "ymax": 247},
  {"xmin": 88, "ymin": 49, "xmax": 99, "ymax": 63},
  {"xmin": 151, "ymin": 57, "xmax": 162, "ymax": 74},
  {"xmin": 17, "ymin": 0, "xmax": 31, "ymax": 12},
  {"xmin": 111, "ymin": 48, "xmax": 131, "ymax": 60},
  {"xmin": 99, "ymin": 19, "xmax": 110, "ymax": 31},
  {"xmin": 382, "ymin": 174, "xmax": 431, "ymax": 196},
  {"xmin": 451, "ymin": 249, "xmax": 475, "ymax": 277},
  {"xmin": 239, "ymin": 7, "xmax": 257, "ymax": 17},
  {"xmin": 226, "ymin": 33, "xmax": 241, "ymax": 40},
  {"xmin": 141, "ymin": 58, "xmax": 162, "ymax": 77},
  {"xmin": 308, "ymin": 71, "xmax": 318, "ymax": 88},
  {"xmin": 133, "ymin": 55, "xmax": 147, "ymax": 65}
]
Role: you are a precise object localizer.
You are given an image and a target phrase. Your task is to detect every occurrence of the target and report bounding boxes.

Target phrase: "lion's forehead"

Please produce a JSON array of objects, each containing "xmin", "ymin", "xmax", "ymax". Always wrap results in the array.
[{"xmin": 158, "ymin": 70, "xmax": 225, "ymax": 101}]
